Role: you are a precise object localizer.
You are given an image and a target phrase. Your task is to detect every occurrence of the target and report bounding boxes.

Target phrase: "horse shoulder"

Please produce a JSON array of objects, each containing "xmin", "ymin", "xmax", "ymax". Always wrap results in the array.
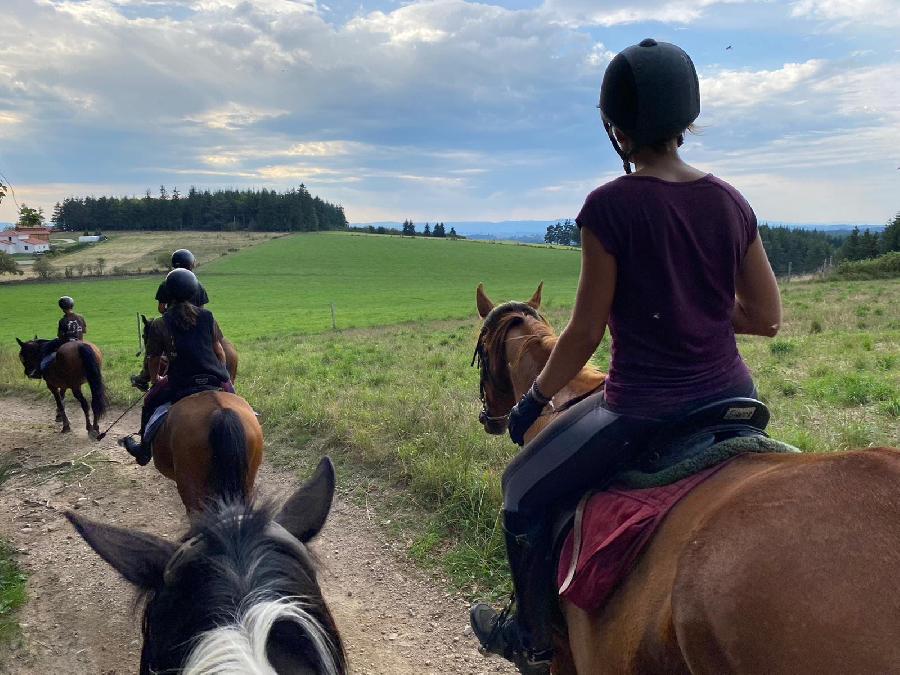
[{"xmin": 671, "ymin": 449, "xmax": 900, "ymax": 674}]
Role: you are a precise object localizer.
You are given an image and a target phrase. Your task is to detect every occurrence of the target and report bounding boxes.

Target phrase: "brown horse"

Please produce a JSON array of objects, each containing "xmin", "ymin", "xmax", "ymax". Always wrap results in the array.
[
  {"xmin": 150, "ymin": 390, "xmax": 263, "ymax": 514},
  {"xmin": 140, "ymin": 314, "xmax": 239, "ymax": 382},
  {"xmin": 475, "ymin": 282, "xmax": 900, "ymax": 674},
  {"xmin": 17, "ymin": 337, "xmax": 108, "ymax": 437}
]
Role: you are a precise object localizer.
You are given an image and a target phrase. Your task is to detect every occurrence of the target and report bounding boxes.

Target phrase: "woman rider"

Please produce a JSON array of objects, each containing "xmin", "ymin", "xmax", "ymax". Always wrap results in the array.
[
  {"xmin": 39, "ymin": 296, "xmax": 88, "ymax": 373},
  {"xmin": 121, "ymin": 268, "xmax": 233, "ymax": 466},
  {"xmin": 470, "ymin": 39, "xmax": 782, "ymax": 672}
]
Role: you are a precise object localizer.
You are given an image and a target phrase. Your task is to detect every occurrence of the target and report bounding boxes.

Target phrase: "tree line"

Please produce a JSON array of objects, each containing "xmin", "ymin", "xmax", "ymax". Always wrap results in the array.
[
  {"xmin": 349, "ymin": 220, "xmax": 460, "ymax": 238},
  {"xmin": 542, "ymin": 216, "xmax": 900, "ymax": 276},
  {"xmin": 51, "ymin": 184, "xmax": 347, "ymax": 232}
]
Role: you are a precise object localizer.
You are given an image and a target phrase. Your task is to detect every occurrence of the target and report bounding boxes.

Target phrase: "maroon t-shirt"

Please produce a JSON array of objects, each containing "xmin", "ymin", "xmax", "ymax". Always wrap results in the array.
[{"xmin": 576, "ymin": 174, "xmax": 756, "ymax": 417}]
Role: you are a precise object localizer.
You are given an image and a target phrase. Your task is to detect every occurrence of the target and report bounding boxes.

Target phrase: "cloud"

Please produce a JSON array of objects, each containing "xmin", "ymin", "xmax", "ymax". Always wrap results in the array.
[
  {"xmin": 186, "ymin": 103, "xmax": 289, "ymax": 130},
  {"xmin": 791, "ymin": 0, "xmax": 900, "ymax": 27},
  {"xmin": 542, "ymin": 0, "xmax": 751, "ymax": 27}
]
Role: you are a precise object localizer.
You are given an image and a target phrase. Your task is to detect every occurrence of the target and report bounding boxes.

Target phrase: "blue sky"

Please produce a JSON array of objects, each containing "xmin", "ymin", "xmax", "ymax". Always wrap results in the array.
[{"xmin": 0, "ymin": 0, "xmax": 897, "ymax": 226}]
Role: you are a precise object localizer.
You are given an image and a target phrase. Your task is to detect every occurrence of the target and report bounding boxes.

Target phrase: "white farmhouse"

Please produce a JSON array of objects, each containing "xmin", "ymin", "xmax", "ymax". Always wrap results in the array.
[{"xmin": 0, "ymin": 226, "xmax": 52, "ymax": 254}]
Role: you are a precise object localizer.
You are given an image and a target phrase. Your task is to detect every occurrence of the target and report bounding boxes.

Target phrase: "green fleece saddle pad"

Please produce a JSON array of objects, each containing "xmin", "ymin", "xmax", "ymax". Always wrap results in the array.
[{"xmin": 615, "ymin": 435, "xmax": 801, "ymax": 490}]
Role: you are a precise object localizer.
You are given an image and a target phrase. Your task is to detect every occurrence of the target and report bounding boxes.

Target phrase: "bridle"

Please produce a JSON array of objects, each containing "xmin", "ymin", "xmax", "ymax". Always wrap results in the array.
[{"xmin": 471, "ymin": 302, "xmax": 544, "ymax": 425}]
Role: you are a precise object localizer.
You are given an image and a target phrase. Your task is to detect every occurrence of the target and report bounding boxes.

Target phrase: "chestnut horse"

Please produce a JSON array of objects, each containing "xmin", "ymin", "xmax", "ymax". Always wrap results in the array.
[
  {"xmin": 141, "ymin": 314, "xmax": 239, "ymax": 382},
  {"xmin": 150, "ymin": 390, "xmax": 263, "ymax": 514},
  {"xmin": 475, "ymin": 282, "xmax": 900, "ymax": 674},
  {"xmin": 17, "ymin": 337, "xmax": 108, "ymax": 437}
]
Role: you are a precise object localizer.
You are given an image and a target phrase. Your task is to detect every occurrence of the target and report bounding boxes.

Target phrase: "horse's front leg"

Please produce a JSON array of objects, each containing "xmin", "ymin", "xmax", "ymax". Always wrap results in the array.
[
  {"xmin": 51, "ymin": 385, "xmax": 71, "ymax": 433},
  {"xmin": 72, "ymin": 385, "xmax": 94, "ymax": 437}
]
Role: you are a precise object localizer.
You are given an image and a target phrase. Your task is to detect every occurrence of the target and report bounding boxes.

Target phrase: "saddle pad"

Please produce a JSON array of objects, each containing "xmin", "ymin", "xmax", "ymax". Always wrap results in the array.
[
  {"xmin": 557, "ymin": 461, "xmax": 729, "ymax": 613},
  {"xmin": 144, "ymin": 402, "xmax": 172, "ymax": 450}
]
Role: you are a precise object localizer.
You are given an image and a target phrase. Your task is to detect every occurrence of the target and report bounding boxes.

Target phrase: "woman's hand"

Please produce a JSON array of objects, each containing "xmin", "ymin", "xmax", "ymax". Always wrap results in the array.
[{"xmin": 508, "ymin": 385, "xmax": 550, "ymax": 446}]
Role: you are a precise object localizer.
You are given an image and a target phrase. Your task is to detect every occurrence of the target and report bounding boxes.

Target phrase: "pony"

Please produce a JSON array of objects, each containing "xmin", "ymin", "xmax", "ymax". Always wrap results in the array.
[
  {"xmin": 67, "ymin": 457, "xmax": 346, "ymax": 675},
  {"xmin": 474, "ymin": 282, "xmax": 900, "ymax": 674},
  {"xmin": 16, "ymin": 337, "xmax": 108, "ymax": 437},
  {"xmin": 149, "ymin": 390, "xmax": 264, "ymax": 513},
  {"xmin": 141, "ymin": 313, "xmax": 239, "ymax": 383}
]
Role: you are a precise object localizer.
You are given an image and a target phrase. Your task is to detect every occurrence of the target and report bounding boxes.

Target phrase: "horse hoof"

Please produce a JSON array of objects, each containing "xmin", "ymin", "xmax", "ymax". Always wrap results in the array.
[
  {"xmin": 55, "ymin": 414, "xmax": 63, "ymax": 422},
  {"xmin": 61, "ymin": 427, "xmax": 71, "ymax": 434},
  {"xmin": 88, "ymin": 429, "xmax": 98, "ymax": 440}
]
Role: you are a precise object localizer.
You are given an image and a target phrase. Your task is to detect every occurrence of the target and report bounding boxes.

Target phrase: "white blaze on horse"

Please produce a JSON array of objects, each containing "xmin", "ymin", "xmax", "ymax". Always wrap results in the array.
[{"xmin": 68, "ymin": 457, "xmax": 346, "ymax": 675}]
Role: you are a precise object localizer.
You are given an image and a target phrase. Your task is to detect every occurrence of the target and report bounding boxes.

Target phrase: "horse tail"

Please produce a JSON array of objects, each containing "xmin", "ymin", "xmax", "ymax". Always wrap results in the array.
[
  {"xmin": 207, "ymin": 408, "xmax": 249, "ymax": 502},
  {"xmin": 78, "ymin": 343, "xmax": 108, "ymax": 420}
]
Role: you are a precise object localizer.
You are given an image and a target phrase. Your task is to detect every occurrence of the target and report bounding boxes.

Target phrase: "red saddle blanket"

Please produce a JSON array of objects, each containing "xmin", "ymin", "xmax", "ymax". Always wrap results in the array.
[{"xmin": 556, "ymin": 461, "xmax": 730, "ymax": 612}]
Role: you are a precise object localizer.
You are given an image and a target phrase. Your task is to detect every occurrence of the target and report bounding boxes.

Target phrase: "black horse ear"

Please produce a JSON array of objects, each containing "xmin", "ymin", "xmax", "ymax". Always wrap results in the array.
[
  {"xmin": 16, "ymin": 337, "xmax": 24, "ymax": 347},
  {"xmin": 276, "ymin": 457, "xmax": 336, "ymax": 543},
  {"xmin": 141, "ymin": 314, "xmax": 149, "ymax": 326},
  {"xmin": 65, "ymin": 511, "xmax": 177, "ymax": 590}
]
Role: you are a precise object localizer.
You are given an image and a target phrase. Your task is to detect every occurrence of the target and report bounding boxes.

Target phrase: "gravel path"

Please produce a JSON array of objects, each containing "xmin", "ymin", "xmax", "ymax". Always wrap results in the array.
[{"xmin": 0, "ymin": 396, "xmax": 514, "ymax": 674}]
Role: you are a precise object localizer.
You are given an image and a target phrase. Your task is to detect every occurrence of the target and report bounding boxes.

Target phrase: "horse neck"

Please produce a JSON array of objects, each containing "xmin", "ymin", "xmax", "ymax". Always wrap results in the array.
[{"xmin": 504, "ymin": 317, "xmax": 605, "ymax": 439}]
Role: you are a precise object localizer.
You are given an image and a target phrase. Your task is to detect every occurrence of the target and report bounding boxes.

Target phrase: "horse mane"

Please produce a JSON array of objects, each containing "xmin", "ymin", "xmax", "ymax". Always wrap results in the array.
[
  {"xmin": 483, "ymin": 305, "xmax": 605, "ymax": 395},
  {"xmin": 140, "ymin": 499, "xmax": 346, "ymax": 675}
]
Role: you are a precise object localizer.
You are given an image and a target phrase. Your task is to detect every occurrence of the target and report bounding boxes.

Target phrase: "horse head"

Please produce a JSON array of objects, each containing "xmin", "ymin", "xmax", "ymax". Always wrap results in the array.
[
  {"xmin": 473, "ymin": 282, "xmax": 544, "ymax": 434},
  {"xmin": 16, "ymin": 337, "xmax": 44, "ymax": 379},
  {"xmin": 66, "ymin": 457, "xmax": 346, "ymax": 675}
]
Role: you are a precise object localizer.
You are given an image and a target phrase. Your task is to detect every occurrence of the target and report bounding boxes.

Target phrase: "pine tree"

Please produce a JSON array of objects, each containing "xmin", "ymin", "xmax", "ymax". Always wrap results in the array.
[
  {"xmin": 433, "ymin": 222, "xmax": 445, "ymax": 237},
  {"xmin": 880, "ymin": 213, "xmax": 900, "ymax": 254},
  {"xmin": 449, "ymin": 226, "xmax": 458, "ymax": 238},
  {"xmin": 423, "ymin": 223, "xmax": 431, "ymax": 237}
]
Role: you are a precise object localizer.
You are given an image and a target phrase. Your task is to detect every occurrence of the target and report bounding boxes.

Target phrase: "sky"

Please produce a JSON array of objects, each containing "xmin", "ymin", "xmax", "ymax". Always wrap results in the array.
[{"xmin": 0, "ymin": 0, "xmax": 897, "ymax": 226}]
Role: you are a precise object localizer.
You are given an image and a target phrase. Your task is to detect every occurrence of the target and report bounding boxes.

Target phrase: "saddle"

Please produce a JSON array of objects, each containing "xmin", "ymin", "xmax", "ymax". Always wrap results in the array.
[{"xmin": 549, "ymin": 397, "xmax": 798, "ymax": 570}]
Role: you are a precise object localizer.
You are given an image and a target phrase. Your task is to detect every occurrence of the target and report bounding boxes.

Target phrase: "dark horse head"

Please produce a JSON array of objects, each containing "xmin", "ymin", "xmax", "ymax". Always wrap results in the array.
[
  {"xmin": 67, "ymin": 457, "xmax": 347, "ymax": 674},
  {"xmin": 16, "ymin": 336, "xmax": 49, "ymax": 379}
]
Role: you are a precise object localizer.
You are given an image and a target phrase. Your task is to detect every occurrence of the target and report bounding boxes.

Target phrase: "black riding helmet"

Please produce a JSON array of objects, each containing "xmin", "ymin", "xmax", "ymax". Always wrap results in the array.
[
  {"xmin": 165, "ymin": 268, "xmax": 200, "ymax": 303},
  {"xmin": 599, "ymin": 38, "xmax": 700, "ymax": 173},
  {"xmin": 171, "ymin": 249, "xmax": 195, "ymax": 269},
  {"xmin": 58, "ymin": 296, "xmax": 75, "ymax": 310}
]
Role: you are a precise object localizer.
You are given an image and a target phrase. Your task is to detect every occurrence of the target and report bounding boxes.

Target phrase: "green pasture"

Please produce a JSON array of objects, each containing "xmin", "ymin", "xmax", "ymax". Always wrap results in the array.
[
  {"xmin": 0, "ymin": 232, "xmax": 580, "ymax": 352},
  {"xmin": 0, "ymin": 233, "xmax": 897, "ymax": 594}
]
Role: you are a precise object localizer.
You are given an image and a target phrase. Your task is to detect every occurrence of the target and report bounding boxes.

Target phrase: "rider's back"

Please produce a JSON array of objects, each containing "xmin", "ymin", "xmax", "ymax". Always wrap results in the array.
[
  {"xmin": 577, "ymin": 173, "xmax": 756, "ymax": 416},
  {"xmin": 150, "ymin": 309, "xmax": 228, "ymax": 390}
]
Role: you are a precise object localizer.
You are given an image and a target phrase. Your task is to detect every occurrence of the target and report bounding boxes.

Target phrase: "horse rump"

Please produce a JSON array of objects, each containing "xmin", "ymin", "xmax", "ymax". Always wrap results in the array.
[
  {"xmin": 207, "ymin": 407, "xmax": 249, "ymax": 502},
  {"xmin": 78, "ymin": 343, "xmax": 108, "ymax": 419}
]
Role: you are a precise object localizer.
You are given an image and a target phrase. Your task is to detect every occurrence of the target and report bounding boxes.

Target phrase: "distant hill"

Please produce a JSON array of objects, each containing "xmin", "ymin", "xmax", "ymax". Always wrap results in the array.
[{"xmin": 356, "ymin": 219, "xmax": 886, "ymax": 243}]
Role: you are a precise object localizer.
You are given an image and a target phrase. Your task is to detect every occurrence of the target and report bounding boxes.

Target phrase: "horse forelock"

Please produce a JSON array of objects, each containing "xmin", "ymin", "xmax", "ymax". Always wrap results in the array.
[{"xmin": 142, "ymin": 500, "xmax": 344, "ymax": 675}]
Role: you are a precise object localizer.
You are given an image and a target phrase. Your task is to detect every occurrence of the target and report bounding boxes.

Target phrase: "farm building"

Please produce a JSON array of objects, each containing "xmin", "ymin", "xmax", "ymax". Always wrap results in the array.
[{"xmin": 0, "ymin": 226, "xmax": 52, "ymax": 254}]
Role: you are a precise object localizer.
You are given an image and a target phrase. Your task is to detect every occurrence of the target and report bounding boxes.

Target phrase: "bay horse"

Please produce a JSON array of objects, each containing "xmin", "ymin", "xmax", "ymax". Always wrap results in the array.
[
  {"xmin": 474, "ymin": 282, "xmax": 900, "ymax": 674},
  {"xmin": 150, "ymin": 389, "xmax": 264, "ymax": 513},
  {"xmin": 67, "ymin": 457, "xmax": 346, "ymax": 674},
  {"xmin": 141, "ymin": 314, "xmax": 239, "ymax": 382},
  {"xmin": 16, "ymin": 337, "xmax": 108, "ymax": 437}
]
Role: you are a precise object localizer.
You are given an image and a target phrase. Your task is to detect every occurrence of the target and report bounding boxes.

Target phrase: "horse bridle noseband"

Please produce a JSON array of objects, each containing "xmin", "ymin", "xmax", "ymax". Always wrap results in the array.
[{"xmin": 472, "ymin": 302, "xmax": 545, "ymax": 424}]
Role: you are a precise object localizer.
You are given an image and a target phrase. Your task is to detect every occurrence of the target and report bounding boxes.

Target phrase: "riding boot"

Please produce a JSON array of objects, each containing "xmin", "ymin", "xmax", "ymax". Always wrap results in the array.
[
  {"xmin": 120, "ymin": 405, "xmax": 153, "ymax": 466},
  {"xmin": 471, "ymin": 514, "xmax": 554, "ymax": 673}
]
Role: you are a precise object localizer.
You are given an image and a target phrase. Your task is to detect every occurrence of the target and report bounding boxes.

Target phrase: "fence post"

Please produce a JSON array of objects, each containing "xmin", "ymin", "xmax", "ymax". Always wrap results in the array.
[
  {"xmin": 787, "ymin": 261, "xmax": 792, "ymax": 283},
  {"xmin": 330, "ymin": 303, "xmax": 336, "ymax": 330}
]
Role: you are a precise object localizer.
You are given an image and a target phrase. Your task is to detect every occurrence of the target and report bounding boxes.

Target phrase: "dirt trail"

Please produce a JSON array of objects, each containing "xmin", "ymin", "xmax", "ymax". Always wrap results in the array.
[{"xmin": 0, "ymin": 397, "xmax": 513, "ymax": 674}]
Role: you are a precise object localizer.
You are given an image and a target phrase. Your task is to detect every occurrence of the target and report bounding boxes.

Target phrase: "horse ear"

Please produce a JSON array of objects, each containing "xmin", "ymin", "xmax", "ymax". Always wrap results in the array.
[
  {"xmin": 527, "ymin": 281, "xmax": 543, "ymax": 310},
  {"xmin": 276, "ymin": 457, "xmax": 336, "ymax": 543},
  {"xmin": 16, "ymin": 337, "xmax": 24, "ymax": 347},
  {"xmin": 476, "ymin": 283, "xmax": 495, "ymax": 319},
  {"xmin": 141, "ymin": 314, "xmax": 149, "ymax": 326},
  {"xmin": 65, "ymin": 511, "xmax": 177, "ymax": 589}
]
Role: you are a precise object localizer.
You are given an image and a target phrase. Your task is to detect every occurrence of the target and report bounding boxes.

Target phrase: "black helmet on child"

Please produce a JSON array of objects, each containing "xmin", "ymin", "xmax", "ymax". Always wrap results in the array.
[
  {"xmin": 599, "ymin": 38, "xmax": 700, "ymax": 172},
  {"xmin": 165, "ymin": 268, "xmax": 199, "ymax": 303},
  {"xmin": 58, "ymin": 296, "xmax": 75, "ymax": 310},
  {"xmin": 171, "ymin": 249, "xmax": 195, "ymax": 269}
]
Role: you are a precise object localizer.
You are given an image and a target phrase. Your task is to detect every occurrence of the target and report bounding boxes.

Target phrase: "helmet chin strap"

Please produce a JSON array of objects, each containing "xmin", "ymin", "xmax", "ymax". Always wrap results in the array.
[{"xmin": 603, "ymin": 120, "xmax": 632, "ymax": 175}]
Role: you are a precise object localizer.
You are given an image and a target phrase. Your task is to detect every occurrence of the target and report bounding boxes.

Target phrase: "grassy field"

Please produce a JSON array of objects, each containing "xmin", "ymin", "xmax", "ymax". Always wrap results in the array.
[
  {"xmin": 0, "ymin": 539, "xmax": 26, "ymax": 650},
  {"xmin": 1, "ymin": 232, "xmax": 897, "ymax": 594},
  {"xmin": 5, "ymin": 230, "xmax": 282, "ymax": 281}
]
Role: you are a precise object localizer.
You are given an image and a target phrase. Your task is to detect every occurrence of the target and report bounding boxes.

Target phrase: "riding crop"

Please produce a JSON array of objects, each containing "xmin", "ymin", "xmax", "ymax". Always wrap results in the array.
[{"xmin": 96, "ymin": 391, "xmax": 145, "ymax": 441}]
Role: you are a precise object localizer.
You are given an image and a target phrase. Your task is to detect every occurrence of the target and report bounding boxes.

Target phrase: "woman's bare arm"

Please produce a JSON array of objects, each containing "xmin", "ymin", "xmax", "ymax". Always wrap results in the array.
[
  {"xmin": 534, "ymin": 227, "xmax": 616, "ymax": 398},
  {"xmin": 733, "ymin": 236, "xmax": 782, "ymax": 337}
]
